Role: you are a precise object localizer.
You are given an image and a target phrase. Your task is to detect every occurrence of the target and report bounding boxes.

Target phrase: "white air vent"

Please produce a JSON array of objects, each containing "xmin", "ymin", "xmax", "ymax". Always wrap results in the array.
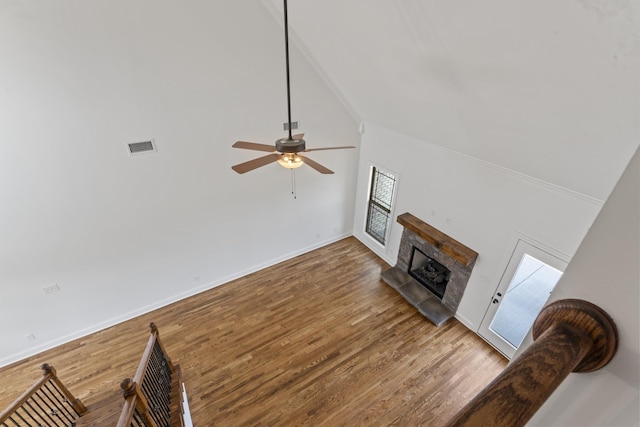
[{"xmin": 128, "ymin": 140, "xmax": 156, "ymax": 155}]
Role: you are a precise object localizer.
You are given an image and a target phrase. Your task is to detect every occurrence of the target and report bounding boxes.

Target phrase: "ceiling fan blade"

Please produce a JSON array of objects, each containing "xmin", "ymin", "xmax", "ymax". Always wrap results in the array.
[
  {"xmin": 233, "ymin": 141, "xmax": 276, "ymax": 152},
  {"xmin": 300, "ymin": 155, "xmax": 334, "ymax": 174},
  {"xmin": 303, "ymin": 145, "xmax": 356, "ymax": 152},
  {"xmin": 232, "ymin": 153, "xmax": 281, "ymax": 174},
  {"xmin": 292, "ymin": 133, "xmax": 305, "ymax": 140}
]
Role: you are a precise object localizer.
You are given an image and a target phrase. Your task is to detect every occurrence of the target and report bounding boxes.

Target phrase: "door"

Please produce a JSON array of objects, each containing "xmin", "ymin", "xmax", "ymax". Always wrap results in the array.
[{"xmin": 478, "ymin": 239, "xmax": 568, "ymax": 358}]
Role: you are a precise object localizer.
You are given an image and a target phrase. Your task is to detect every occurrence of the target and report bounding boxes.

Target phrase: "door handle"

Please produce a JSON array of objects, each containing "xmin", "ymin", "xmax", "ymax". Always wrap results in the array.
[{"xmin": 492, "ymin": 292, "xmax": 503, "ymax": 304}]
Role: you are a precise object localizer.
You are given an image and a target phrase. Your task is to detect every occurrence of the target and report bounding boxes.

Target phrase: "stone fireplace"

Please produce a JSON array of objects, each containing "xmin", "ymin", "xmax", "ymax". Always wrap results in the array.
[{"xmin": 381, "ymin": 213, "xmax": 478, "ymax": 326}]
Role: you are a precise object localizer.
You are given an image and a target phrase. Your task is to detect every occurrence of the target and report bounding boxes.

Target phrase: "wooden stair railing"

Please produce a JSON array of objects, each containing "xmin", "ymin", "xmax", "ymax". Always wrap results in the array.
[
  {"xmin": 116, "ymin": 322, "xmax": 184, "ymax": 427},
  {"xmin": 446, "ymin": 299, "xmax": 618, "ymax": 427},
  {"xmin": 0, "ymin": 363, "xmax": 87, "ymax": 426}
]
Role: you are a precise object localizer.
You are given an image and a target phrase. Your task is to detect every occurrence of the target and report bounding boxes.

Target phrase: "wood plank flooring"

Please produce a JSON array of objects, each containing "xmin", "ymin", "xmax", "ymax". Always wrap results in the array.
[{"xmin": 0, "ymin": 237, "xmax": 506, "ymax": 426}]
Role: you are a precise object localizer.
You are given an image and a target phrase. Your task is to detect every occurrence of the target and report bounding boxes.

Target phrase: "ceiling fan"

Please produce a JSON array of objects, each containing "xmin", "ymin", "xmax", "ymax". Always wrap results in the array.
[{"xmin": 231, "ymin": 0, "xmax": 355, "ymax": 175}]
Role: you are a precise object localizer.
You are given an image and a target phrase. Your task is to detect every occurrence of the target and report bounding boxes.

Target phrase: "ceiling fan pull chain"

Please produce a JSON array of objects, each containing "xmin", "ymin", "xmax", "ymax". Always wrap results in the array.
[{"xmin": 291, "ymin": 168, "xmax": 297, "ymax": 199}]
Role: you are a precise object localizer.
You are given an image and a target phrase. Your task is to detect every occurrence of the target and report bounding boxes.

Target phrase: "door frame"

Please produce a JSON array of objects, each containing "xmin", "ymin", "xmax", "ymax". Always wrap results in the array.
[{"xmin": 478, "ymin": 233, "xmax": 570, "ymax": 358}]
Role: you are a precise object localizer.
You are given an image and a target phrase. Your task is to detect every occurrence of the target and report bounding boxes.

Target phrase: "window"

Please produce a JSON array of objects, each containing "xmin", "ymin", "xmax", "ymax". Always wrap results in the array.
[{"xmin": 365, "ymin": 166, "xmax": 397, "ymax": 245}]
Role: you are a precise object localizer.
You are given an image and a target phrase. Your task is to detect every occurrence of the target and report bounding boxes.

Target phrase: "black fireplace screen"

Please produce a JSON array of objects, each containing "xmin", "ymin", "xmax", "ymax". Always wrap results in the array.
[{"xmin": 408, "ymin": 247, "xmax": 451, "ymax": 299}]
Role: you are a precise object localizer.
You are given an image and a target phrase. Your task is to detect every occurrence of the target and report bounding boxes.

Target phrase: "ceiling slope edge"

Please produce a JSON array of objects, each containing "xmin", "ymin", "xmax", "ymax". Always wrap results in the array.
[{"xmin": 259, "ymin": 0, "xmax": 361, "ymax": 125}]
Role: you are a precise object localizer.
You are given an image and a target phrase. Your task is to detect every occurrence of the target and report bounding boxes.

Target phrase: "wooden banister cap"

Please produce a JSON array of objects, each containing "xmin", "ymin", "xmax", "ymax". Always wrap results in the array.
[
  {"xmin": 533, "ymin": 299, "xmax": 618, "ymax": 372},
  {"xmin": 120, "ymin": 378, "xmax": 137, "ymax": 398},
  {"xmin": 41, "ymin": 363, "xmax": 55, "ymax": 376}
]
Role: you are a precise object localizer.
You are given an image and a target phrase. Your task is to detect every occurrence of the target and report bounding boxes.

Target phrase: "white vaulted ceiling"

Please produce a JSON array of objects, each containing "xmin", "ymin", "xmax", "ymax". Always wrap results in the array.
[{"xmin": 264, "ymin": 0, "xmax": 640, "ymax": 200}]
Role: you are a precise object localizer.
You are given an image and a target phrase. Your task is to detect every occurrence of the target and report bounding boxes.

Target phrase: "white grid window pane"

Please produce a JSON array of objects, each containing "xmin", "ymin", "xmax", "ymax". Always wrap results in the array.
[
  {"xmin": 365, "ymin": 167, "xmax": 397, "ymax": 245},
  {"xmin": 366, "ymin": 203, "xmax": 389, "ymax": 243},
  {"xmin": 371, "ymin": 169, "xmax": 395, "ymax": 210}
]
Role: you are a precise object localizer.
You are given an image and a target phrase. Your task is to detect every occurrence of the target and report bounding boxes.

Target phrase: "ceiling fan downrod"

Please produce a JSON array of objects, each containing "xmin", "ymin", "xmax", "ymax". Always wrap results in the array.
[{"xmin": 283, "ymin": 0, "xmax": 293, "ymax": 141}]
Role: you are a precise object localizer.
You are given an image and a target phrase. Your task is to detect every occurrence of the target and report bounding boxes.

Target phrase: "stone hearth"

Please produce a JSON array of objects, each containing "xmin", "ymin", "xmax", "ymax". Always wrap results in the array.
[{"xmin": 381, "ymin": 213, "xmax": 478, "ymax": 326}]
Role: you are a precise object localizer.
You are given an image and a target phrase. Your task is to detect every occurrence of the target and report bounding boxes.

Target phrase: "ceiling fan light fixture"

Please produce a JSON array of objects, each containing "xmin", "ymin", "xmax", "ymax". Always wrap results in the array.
[{"xmin": 278, "ymin": 154, "xmax": 304, "ymax": 169}]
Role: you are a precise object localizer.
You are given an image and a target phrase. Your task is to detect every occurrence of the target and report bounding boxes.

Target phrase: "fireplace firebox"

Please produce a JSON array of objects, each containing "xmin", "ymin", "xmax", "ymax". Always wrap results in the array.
[{"xmin": 408, "ymin": 246, "xmax": 451, "ymax": 299}]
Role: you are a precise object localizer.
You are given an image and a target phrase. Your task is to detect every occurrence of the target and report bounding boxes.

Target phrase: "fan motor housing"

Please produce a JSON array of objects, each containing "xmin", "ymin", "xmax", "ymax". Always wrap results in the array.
[{"xmin": 276, "ymin": 137, "xmax": 305, "ymax": 153}]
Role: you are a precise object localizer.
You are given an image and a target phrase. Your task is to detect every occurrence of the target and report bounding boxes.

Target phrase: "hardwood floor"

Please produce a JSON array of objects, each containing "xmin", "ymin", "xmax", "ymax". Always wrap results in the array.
[{"xmin": 0, "ymin": 237, "xmax": 506, "ymax": 426}]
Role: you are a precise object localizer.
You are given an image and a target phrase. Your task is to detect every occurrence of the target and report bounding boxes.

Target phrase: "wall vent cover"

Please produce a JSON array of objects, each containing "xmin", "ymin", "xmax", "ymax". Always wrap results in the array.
[{"xmin": 128, "ymin": 140, "xmax": 156, "ymax": 154}]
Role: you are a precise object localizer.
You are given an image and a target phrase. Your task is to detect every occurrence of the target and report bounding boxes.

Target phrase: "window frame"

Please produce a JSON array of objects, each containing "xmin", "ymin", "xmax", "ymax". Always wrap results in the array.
[{"xmin": 364, "ymin": 165, "xmax": 399, "ymax": 247}]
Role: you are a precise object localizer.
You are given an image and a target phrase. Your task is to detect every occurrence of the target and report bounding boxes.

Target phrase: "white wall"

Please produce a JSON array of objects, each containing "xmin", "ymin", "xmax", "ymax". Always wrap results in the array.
[
  {"xmin": 0, "ymin": 1, "xmax": 360, "ymax": 366},
  {"xmin": 352, "ymin": 122, "xmax": 603, "ymax": 330},
  {"xmin": 524, "ymin": 149, "xmax": 639, "ymax": 426}
]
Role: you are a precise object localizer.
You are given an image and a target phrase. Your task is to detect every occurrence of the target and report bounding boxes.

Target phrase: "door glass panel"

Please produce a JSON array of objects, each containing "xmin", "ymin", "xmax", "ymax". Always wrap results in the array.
[{"xmin": 489, "ymin": 254, "xmax": 563, "ymax": 349}]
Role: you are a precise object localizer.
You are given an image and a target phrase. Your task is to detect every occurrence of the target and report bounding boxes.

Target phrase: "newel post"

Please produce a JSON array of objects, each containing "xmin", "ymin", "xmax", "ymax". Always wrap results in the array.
[{"xmin": 446, "ymin": 299, "xmax": 618, "ymax": 427}]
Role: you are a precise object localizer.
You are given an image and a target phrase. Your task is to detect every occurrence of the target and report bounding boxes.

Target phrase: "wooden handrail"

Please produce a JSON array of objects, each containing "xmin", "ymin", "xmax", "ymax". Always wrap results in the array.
[
  {"xmin": 132, "ymin": 324, "xmax": 160, "ymax": 386},
  {"xmin": 116, "ymin": 322, "xmax": 179, "ymax": 427},
  {"xmin": 446, "ymin": 299, "xmax": 618, "ymax": 427},
  {"xmin": 150, "ymin": 322, "xmax": 176, "ymax": 373},
  {"xmin": 0, "ymin": 363, "xmax": 86, "ymax": 424},
  {"xmin": 44, "ymin": 363, "xmax": 88, "ymax": 415}
]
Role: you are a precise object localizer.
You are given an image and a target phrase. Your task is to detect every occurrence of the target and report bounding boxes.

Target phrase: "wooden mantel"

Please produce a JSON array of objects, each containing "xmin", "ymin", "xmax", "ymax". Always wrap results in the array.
[{"xmin": 397, "ymin": 213, "xmax": 478, "ymax": 267}]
